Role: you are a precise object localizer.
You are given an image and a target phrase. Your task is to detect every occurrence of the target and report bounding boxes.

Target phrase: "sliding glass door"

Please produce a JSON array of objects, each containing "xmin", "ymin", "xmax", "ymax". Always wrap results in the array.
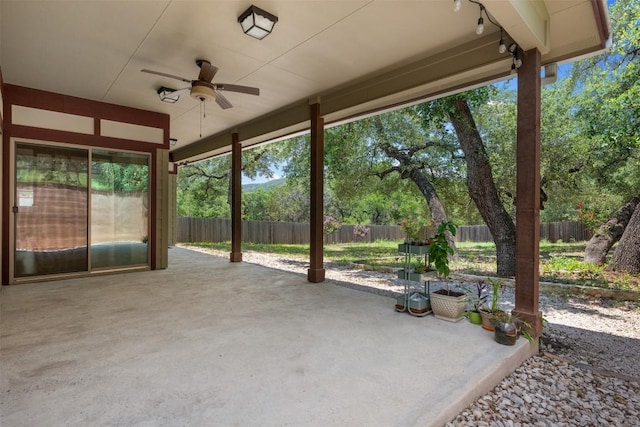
[
  {"xmin": 91, "ymin": 150, "xmax": 149, "ymax": 269},
  {"xmin": 14, "ymin": 143, "xmax": 89, "ymax": 277},
  {"xmin": 13, "ymin": 142, "xmax": 150, "ymax": 279}
]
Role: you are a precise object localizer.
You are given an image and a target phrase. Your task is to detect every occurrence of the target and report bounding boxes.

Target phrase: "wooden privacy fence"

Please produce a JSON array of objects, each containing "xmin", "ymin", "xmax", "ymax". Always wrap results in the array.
[
  {"xmin": 177, "ymin": 218, "xmax": 403, "ymax": 244},
  {"xmin": 177, "ymin": 218, "xmax": 592, "ymax": 244},
  {"xmin": 456, "ymin": 221, "xmax": 592, "ymax": 243}
]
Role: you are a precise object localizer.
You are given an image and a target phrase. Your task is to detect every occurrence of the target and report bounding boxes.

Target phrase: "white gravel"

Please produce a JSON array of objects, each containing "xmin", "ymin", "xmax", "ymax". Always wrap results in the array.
[{"xmin": 182, "ymin": 246, "xmax": 640, "ymax": 426}]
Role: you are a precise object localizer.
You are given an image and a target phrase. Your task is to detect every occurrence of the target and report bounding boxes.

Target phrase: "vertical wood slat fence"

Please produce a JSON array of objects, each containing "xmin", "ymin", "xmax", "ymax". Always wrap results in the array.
[
  {"xmin": 177, "ymin": 218, "xmax": 403, "ymax": 244},
  {"xmin": 177, "ymin": 218, "xmax": 592, "ymax": 244}
]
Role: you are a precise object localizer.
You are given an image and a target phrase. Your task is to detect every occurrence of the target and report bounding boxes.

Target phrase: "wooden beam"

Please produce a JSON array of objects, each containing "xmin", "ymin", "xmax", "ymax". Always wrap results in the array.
[
  {"xmin": 512, "ymin": 48, "xmax": 543, "ymax": 338},
  {"xmin": 308, "ymin": 102, "xmax": 325, "ymax": 283},
  {"xmin": 230, "ymin": 133, "xmax": 242, "ymax": 262}
]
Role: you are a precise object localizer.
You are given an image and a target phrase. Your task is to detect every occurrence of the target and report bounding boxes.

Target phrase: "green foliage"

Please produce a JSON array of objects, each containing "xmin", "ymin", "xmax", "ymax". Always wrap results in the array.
[
  {"xmin": 488, "ymin": 278, "xmax": 504, "ymax": 312},
  {"xmin": 569, "ymin": 0, "xmax": 640, "ymax": 201},
  {"xmin": 467, "ymin": 280, "xmax": 489, "ymax": 312},
  {"xmin": 243, "ymin": 189, "xmax": 271, "ymax": 220},
  {"xmin": 541, "ymin": 256, "xmax": 609, "ymax": 287},
  {"xmin": 575, "ymin": 194, "xmax": 614, "ymax": 231},
  {"xmin": 428, "ymin": 221, "xmax": 457, "ymax": 278},
  {"xmin": 92, "ymin": 162, "xmax": 148, "ymax": 193},
  {"xmin": 177, "ymin": 0, "xmax": 639, "ymax": 236}
]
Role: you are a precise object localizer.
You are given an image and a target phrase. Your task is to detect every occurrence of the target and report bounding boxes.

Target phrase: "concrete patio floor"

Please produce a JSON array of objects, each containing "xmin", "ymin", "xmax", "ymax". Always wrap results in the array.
[{"xmin": 1, "ymin": 247, "xmax": 536, "ymax": 426}]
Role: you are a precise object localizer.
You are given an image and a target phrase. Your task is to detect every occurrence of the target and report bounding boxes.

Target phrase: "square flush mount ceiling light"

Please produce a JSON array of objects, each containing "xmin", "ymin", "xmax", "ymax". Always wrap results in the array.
[
  {"xmin": 238, "ymin": 5, "xmax": 278, "ymax": 40},
  {"xmin": 157, "ymin": 86, "xmax": 180, "ymax": 103}
]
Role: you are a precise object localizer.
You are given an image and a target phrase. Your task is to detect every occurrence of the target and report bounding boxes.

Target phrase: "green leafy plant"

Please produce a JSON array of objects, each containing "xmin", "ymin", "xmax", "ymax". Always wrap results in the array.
[
  {"xmin": 487, "ymin": 278, "xmax": 503, "ymax": 313},
  {"xmin": 493, "ymin": 311, "xmax": 534, "ymax": 344},
  {"xmin": 428, "ymin": 221, "xmax": 456, "ymax": 279},
  {"xmin": 467, "ymin": 280, "xmax": 489, "ymax": 312},
  {"xmin": 400, "ymin": 219, "xmax": 421, "ymax": 241},
  {"xmin": 576, "ymin": 194, "xmax": 612, "ymax": 231}
]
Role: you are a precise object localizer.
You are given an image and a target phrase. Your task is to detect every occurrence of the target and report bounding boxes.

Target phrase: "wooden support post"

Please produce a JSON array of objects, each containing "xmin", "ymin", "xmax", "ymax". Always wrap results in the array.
[
  {"xmin": 512, "ymin": 48, "xmax": 543, "ymax": 338},
  {"xmin": 230, "ymin": 133, "xmax": 243, "ymax": 262},
  {"xmin": 308, "ymin": 102, "xmax": 325, "ymax": 282}
]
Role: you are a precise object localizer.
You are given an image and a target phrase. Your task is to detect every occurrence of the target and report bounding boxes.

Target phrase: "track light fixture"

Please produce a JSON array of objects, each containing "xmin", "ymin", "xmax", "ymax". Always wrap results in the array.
[{"xmin": 453, "ymin": 0, "xmax": 462, "ymax": 13}]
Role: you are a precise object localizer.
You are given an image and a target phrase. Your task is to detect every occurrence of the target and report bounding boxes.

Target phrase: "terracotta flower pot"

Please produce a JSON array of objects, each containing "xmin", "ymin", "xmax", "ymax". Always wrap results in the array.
[{"xmin": 479, "ymin": 310, "xmax": 496, "ymax": 331}]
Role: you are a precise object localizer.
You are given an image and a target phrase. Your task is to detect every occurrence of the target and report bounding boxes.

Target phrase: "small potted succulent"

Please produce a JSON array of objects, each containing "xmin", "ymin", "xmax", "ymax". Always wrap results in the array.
[{"xmin": 467, "ymin": 280, "xmax": 488, "ymax": 325}]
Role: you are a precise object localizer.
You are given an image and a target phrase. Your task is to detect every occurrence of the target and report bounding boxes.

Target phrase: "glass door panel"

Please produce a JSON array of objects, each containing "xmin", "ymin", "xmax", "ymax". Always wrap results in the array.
[
  {"xmin": 91, "ymin": 150, "xmax": 149, "ymax": 269},
  {"xmin": 14, "ymin": 143, "xmax": 89, "ymax": 277}
]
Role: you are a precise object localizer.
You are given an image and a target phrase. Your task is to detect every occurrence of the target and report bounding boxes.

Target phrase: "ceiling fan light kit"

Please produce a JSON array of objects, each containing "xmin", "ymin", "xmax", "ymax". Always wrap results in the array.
[
  {"xmin": 157, "ymin": 86, "xmax": 180, "ymax": 103},
  {"xmin": 238, "ymin": 5, "xmax": 278, "ymax": 40},
  {"xmin": 190, "ymin": 82, "xmax": 217, "ymax": 102}
]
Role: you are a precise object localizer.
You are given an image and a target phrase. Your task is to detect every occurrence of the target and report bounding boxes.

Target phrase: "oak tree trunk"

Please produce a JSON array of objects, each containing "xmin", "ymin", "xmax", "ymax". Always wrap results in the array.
[
  {"xmin": 611, "ymin": 202, "xmax": 640, "ymax": 274},
  {"xmin": 408, "ymin": 168, "xmax": 457, "ymax": 254},
  {"xmin": 448, "ymin": 98, "xmax": 516, "ymax": 277},
  {"xmin": 584, "ymin": 194, "xmax": 640, "ymax": 265},
  {"xmin": 379, "ymin": 143, "xmax": 457, "ymax": 254}
]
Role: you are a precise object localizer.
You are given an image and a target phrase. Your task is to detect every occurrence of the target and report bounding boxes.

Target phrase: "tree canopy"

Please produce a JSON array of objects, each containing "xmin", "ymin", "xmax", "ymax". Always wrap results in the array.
[{"xmin": 176, "ymin": 0, "xmax": 639, "ymax": 274}]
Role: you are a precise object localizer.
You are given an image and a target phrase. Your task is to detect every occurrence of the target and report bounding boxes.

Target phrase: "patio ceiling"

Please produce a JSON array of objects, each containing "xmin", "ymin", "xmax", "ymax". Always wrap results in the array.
[{"xmin": 0, "ymin": 1, "xmax": 608, "ymax": 163}]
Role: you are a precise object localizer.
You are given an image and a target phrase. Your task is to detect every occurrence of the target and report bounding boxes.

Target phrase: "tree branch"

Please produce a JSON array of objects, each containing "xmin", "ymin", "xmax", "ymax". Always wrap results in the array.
[{"xmin": 373, "ymin": 166, "xmax": 401, "ymax": 179}]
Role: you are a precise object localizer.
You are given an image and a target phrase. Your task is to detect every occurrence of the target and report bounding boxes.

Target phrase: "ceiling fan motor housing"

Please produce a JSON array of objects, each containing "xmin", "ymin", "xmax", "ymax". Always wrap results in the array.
[{"xmin": 190, "ymin": 81, "xmax": 217, "ymax": 102}]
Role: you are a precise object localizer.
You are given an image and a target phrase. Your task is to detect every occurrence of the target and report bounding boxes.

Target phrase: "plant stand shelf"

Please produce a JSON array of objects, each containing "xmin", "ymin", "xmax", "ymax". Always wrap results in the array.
[{"xmin": 394, "ymin": 243, "xmax": 432, "ymax": 317}]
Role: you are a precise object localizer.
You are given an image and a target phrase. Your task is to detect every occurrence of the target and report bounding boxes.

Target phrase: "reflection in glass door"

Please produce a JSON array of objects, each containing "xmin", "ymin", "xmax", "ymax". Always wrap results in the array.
[
  {"xmin": 14, "ymin": 143, "xmax": 89, "ymax": 277},
  {"xmin": 91, "ymin": 150, "xmax": 149, "ymax": 269}
]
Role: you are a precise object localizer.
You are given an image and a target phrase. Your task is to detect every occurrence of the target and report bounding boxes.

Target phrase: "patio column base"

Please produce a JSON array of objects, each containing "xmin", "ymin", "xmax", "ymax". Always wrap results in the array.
[
  {"xmin": 307, "ymin": 268, "xmax": 325, "ymax": 283},
  {"xmin": 511, "ymin": 309, "xmax": 543, "ymax": 339},
  {"xmin": 230, "ymin": 252, "xmax": 243, "ymax": 262}
]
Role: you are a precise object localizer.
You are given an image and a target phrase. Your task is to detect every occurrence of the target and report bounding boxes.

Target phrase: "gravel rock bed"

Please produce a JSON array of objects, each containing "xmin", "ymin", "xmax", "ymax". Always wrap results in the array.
[{"xmin": 182, "ymin": 246, "xmax": 640, "ymax": 425}]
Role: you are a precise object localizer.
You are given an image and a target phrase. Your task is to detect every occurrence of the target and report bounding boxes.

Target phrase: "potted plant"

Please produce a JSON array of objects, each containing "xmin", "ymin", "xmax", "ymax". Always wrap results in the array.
[
  {"xmin": 396, "ymin": 255, "xmax": 435, "ymax": 282},
  {"xmin": 479, "ymin": 278, "xmax": 505, "ymax": 331},
  {"xmin": 400, "ymin": 219, "xmax": 421, "ymax": 244},
  {"xmin": 407, "ymin": 291, "xmax": 431, "ymax": 316},
  {"xmin": 428, "ymin": 221, "xmax": 466, "ymax": 322},
  {"xmin": 466, "ymin": 280, "xmax": 488, "ymax": 325},
  {"xmin": 493, "ymin": 311, "xmax": 534, "ymax": 346}
]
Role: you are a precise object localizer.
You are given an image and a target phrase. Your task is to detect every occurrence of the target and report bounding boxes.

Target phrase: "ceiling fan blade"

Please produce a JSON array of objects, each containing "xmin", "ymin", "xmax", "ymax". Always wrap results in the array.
[
  {"xmin": 141, "ymin": 69, "xmax": 192, "ymax": 84},
  {"xmin": 215, "ymin": 83, "xmax": 260, "ymax": 96},
  {"xmin": 215, "ymin": 91, "xmax": 233, "ymax": 109},
  {"xmin": 198, "ymin": 61, "xmax": 218, "ymax": 83}
]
